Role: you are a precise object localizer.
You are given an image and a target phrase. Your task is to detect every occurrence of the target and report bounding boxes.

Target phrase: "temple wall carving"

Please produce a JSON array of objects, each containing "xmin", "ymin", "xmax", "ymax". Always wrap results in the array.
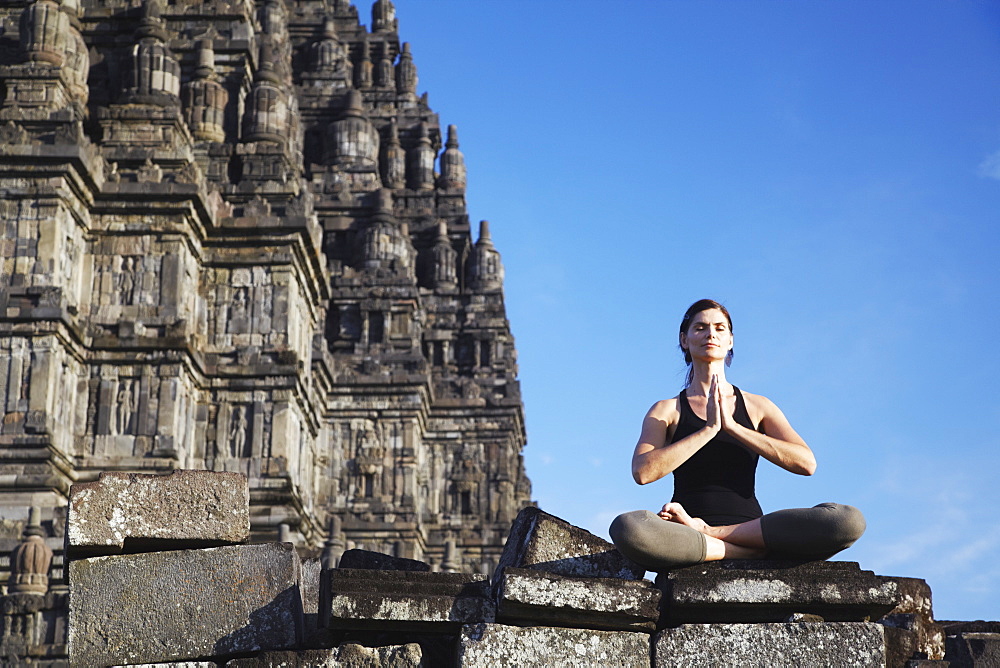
[{"xmin": 0, "ymin": 0, "xmax": 532, "ymax": 593}]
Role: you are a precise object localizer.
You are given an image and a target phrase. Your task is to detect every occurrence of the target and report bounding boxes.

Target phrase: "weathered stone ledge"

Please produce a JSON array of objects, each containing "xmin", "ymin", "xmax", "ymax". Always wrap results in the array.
[
  {"xmin": 656, "ymin": 559, "xmax": 899, "ymax": 625},
  {"xmin": 58, "ymin": 476, "xmax": 992, "ymax": 667}
]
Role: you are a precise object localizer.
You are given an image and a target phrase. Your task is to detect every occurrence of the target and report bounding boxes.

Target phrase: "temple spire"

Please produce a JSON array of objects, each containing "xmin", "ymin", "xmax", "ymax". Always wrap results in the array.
[
  {"xmin": 468, "ymin": 220, "xmax": 505, "ymax": 292},
  {"xmin": 242, "ymin": 42, "xmax": 289, "ymax": 143},
  {"xmin": 381, "ymin": 119, "xmax": 405, "ymax": 188},
  {"xmin": 437, "ymin": 124, "xmax": 466, "ymax": 190},
  {"xmin": 355, "ymin": 39, "xmax": 373, "ymax": 88},
  {"xmin": 406, "ymin": 121, "xmax": 435, "ymax": 190},
  {"xmin": 8, "ymin": 507, "xmax": 51, "ymax": 595},
  {"xmin": 371, "ymin": 0, "xmax": 398, "ymax": 33},
  {"xmin": 426, "ymin": 221, "xmax": 458, "ymax": 291},
  {"xmin": 376, "ymin": 41, "xmax": 395, "ymax": 89},
  {"xmin": 121, "ymin": 0, "xmax": 180, "ymax": 106},
  {"xmin": 19, "ymin": 0, "xmax": 70, "ymax": 65},
  {"xmin": 395, "ymin": 42, "xmax": 417, "ymax": 98},
  {"xmin": 183, "ymin": 39, "xmax": 228, "ymax": 142},
  {"xmin": 311, "ymin": 17, "xmax": 350, "ymax": 76},
  {"xmin": 326, "ymin": 89, "xmax": 379, "ymax": 169}
]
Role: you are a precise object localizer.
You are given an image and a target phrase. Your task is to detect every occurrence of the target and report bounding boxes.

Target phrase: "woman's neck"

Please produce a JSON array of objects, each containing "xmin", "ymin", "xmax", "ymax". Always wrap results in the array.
[{"xmin": 687, "ymin": 362, "xmax": 729, "ymax": 396}]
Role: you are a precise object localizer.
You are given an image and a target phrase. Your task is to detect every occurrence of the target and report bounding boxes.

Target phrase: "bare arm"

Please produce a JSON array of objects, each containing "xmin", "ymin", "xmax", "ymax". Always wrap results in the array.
[
  {"xmin": 631, "ymin": 378, "xmax": 723, "ymax": 485},
  {"xmin": 720, "ymin": 390, "xmax": 816, "ymax": 476}
]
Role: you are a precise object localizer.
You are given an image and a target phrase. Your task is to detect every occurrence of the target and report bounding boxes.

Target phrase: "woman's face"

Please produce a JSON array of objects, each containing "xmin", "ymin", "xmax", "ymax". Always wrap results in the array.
[{"xmin": 680, "ymin": 308, "xmax": 733, "ymax": 361}]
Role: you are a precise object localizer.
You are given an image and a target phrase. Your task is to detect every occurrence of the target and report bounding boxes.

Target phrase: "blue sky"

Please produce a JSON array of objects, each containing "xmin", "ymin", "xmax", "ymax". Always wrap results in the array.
[{"xmin": 391, "ymin": 0, "xmax": 1000, "ymax": 621}]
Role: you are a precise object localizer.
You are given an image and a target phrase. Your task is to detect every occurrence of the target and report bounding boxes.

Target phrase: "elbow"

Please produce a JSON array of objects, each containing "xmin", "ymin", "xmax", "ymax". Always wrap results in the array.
[
  {"xmin": 632, "ymin": 465, "xmax": 654, "ymax": 485},
  {"xmin": 798, "ymin": 458, "xmax": 817, "ymax": 476}
]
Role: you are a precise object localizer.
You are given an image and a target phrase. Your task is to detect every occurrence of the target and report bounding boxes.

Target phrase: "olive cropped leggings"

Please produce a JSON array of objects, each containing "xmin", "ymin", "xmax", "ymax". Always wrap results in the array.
[{"xmin": 608, "ymin": 502, "xmax": 866, "ymax": 571}]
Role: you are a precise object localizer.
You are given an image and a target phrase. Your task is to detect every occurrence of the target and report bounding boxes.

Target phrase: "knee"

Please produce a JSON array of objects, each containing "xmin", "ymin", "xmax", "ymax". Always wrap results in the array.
[
  {"xmin": 608, "ymin": 510, "xmax": 706, "ymax": 571},
  {"xmin": 609, "ymin": 510, "xmax": 655, "ymax": 547},
  {"xmin": 819, "ymin": 503, "xmax": 866, "ymax": 548},
  {"xmin": 608, "ymin": 510, "xmax": 653, "ymax": 566},
  {"xmin": 837, "ymin": 504, "xmax": 867, "ymax": 544}
]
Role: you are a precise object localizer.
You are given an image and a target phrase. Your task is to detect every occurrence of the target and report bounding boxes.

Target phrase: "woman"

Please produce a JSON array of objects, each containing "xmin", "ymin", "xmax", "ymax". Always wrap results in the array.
[{"xmin": 609, "ymin": 299, "xmax": 865, "ymax": 571}]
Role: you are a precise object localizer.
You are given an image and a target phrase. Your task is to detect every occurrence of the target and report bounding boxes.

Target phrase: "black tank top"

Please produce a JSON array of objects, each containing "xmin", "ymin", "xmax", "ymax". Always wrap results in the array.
[{"xmin": 670, "ymin": 387, "xmax": 763, "ymax": 526}]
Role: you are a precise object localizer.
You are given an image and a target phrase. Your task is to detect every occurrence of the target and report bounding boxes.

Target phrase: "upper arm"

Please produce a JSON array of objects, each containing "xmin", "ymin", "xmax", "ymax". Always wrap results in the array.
[
  {"xmin": 631, "ymin": 400, "xmax": 678, "ymax": 482},
  {"xmin": 755, "ymin": 395, "xmax": 808, "ymax": 446}
]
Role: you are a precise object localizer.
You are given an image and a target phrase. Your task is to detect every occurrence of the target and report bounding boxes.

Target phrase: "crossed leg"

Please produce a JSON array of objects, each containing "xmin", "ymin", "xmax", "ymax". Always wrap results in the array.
[
  {"xmin": 659, "ymin": 501, "xmax": 866, "ymax": 560},
  {"xmin": 659, "ymin": 502, "xmax": 767, "ymax": 561},
  {"xmin": 609, "ymin": 502, "xmax": 865, "ymax": 571}
]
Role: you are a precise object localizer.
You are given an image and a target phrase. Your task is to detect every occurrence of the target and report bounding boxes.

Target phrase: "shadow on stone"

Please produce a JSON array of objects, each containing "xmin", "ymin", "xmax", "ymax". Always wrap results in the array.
[
  {"xmin": 213, "ymin": 585, "xmax": 303, "ymax": 658},
  {"xmin": 338, "ymin": 548, "xmax": 431, "ymax": 572}
]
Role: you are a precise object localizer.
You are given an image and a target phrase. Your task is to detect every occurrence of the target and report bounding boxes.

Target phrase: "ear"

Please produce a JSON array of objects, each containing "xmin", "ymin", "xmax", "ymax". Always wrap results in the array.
[{"xmin": 679, "ymin": 332, "xmax": 688, "ymax": 350}]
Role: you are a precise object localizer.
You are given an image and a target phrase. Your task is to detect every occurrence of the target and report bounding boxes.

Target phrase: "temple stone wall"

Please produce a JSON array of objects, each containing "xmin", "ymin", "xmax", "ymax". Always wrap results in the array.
[{"xmin": 0, "ymin": 0, "xmax": 532, "ymax": 585}]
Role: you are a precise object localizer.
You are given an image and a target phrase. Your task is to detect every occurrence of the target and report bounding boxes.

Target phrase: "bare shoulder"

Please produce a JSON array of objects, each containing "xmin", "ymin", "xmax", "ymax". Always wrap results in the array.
[
  {"xmin": 646, "ymin": 396, "xmax": 680, "ymax": 420},
  {"xmin": 736, "ymin": 389, "xmax": 783, "ymax": 424},
  {"xmin": 637, "ymin": 397, "xmax": 682, "ymax": 447}
]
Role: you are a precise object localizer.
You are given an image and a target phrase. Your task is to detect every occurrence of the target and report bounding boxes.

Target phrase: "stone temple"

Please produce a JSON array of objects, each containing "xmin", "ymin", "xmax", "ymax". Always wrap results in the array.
[{"xmin": 0, "ymin": 0, "xmax": 532, "ymax": 583}]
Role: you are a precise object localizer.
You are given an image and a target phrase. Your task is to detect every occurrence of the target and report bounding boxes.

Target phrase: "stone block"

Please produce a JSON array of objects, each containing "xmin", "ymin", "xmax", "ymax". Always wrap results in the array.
[
  {"xmin": 338, "ymin": 548, "xmax": 431, "ymax": 572},
  {"xmin": 878, "ymin": 576, "xmax": 944, "ymax": 660},
  {"xmin": 301, "ymin": 558, "xmax": 321, "ymax": 616},
  {"xmin": 495, "ymin": 567, "xmax": 660, "ymax": 632},
  {"xmin": 657, "ymin": 560, "xmax": 898, "ymax": 625},
  {"xmin": 69, "ymin": 543, "xmax": 301, "ymax": 667},
  {"xmin": 456, "ymin": 623, "xmax": 650, "ymax": 667},
  {"xmin": 113, "ymin": 664, "xmax": 217, "ymax": 667},
  {"xmin": 495, "ymin": 507, "xmax": 644, "ymax": 581},
  {"xmin": 941, "ymin": 620, "xmax": 1000, "ymax": 634},
  {"xmin": 945, "ymin": 632, "xmax": 1000, "ymax": 667},
  {"xmin": 655, "ymin": 622, "xmax": 909, "ymax": 667},
  {"xmin": 324, "ymin": 568, "xmax": 493, "ymax": 633},
  {"xmin": 225, "ymin": 643, "xmax": 423, "ymax": 667},
  {"xmin": 301, "ymin": 557, "xmax": 323, "ymax": 645},
  {"xmin": 66, "ymin": 470, "xmax": 249, "ymax": 557}
]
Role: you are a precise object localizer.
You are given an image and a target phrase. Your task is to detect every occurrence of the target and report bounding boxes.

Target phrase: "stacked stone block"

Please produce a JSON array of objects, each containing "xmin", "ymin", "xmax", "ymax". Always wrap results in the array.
[
  {"xmin": 64, "ymin": 470, "xmax": 429, "ymax": 667},
  {"xmin": 66, "ymin": 471, "xmax": 298, "ymax": 666},
  {"xmin": 940, "ymin": 621, "xmax": 1000, "ymax": 668},
  {"xmin": 46, "ymin": 484, "xmax": 997, "ymax": 665}
]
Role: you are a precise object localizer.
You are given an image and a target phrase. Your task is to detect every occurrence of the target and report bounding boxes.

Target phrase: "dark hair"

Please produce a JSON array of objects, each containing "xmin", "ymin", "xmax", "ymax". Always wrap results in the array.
[{"xmin": 679, "ymin": 299, "xmax": 733, "ymax": 385}]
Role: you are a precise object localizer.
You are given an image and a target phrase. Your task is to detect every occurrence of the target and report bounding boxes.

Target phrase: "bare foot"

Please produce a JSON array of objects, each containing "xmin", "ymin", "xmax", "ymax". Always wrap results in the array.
[{"xmin": 658, "ymin": 502, "xmax": 709, "ymax": 533}]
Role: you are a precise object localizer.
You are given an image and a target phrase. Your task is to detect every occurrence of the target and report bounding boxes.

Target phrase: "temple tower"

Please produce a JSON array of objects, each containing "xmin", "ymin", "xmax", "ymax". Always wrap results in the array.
[{"xmin": 0, "ymin": 0, "xmax": 532, "ymax": 585}]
